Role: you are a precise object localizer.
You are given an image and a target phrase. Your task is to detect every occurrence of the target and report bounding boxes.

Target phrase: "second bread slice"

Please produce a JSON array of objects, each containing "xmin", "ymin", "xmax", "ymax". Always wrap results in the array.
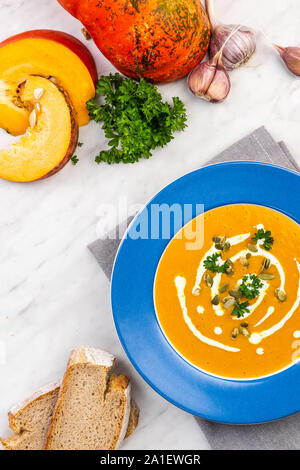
[{"xmin": 45, "ymin": 346, "xmax": 132, "ymax": 450}]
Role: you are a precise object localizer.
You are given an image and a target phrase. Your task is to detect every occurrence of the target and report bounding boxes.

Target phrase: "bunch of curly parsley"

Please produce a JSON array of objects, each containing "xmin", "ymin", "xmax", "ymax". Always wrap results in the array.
[{"xmin": 86, "ymin": 73, "xmax": 187, "ymax": 164}]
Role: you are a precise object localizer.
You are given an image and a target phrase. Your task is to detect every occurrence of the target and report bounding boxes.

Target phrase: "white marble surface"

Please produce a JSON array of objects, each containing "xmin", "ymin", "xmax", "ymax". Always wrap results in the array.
[{"xmin": 0, "ymin": 0, "xmax": 299, "ymax": 450}]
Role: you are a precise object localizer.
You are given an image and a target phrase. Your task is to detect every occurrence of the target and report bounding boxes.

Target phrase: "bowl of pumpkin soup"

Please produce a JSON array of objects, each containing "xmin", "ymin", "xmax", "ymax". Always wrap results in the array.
[
  {"xmin": 111, "ymin": 162, "xmax": 300, "ymax": 423},
  {"xmin": 154, "ymin": 204, "xmax": 300, "ymax": 380}
]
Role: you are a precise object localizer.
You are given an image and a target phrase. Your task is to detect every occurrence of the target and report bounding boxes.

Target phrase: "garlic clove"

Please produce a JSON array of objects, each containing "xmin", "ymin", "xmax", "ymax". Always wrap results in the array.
[
  {"xmin": 205, "ymin": 57, "xmax": 231, "ymax": 103},
  {"xmin": 210, "ymin": 24, "xmax": 256, "ymax": 71},
  {"xmin": 274, "ymin": 44, "xmax": 300, "ymax": 77},
  {"xmin": 188, "ymin": 52, "xmax": 231, "ymax": 103},
  {"xmin": 188, "ymin": 56, "xmax": 217, "ymax": 98}
]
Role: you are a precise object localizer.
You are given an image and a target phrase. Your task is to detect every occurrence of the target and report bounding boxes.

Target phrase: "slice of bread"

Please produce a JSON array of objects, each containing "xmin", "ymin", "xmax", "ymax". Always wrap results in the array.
[
  {"xmin": 1, "ymin": 348, "xmax": 139, "ymax": 450},
  {"xmin": 1, "ymin": 382, "xmax": 60, "ymax": 450},
  {"xmin": 45, "ymin": 346, "xmax": 135, "ymax": 450}
]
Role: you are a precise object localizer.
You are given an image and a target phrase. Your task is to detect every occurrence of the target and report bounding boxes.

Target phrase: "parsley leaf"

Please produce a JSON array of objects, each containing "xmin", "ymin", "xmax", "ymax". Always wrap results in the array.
[
  {"xmin": 203, "ymin": 252, "xmax": 229, "ymax": 274},
  {"xmin": 86, "ymin": 73, "xmax": 187, "ymax": 164},
  {"xmin": 239, "ymin": 274, "xmax": 263, "ymax": 300},
  {"xmin": 252, "ymin": 229, "xmax": 274, "ymax": 251},
  {"xmin": 77, "ymin": 142, "xmax": 84, "ymax": 147},
  {"xmin": 71, "ymin": 155, "xmax": 79, "ymax": 165},
  {"xmin": 231, "ymin": 301, "xmax": 250, "ymax": 318}
]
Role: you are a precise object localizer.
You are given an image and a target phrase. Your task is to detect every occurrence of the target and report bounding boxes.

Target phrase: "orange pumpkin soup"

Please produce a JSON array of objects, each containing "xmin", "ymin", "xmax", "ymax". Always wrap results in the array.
[{"xmin": 154, "ymin": 204, "xmax": 300, "ymax": 379}]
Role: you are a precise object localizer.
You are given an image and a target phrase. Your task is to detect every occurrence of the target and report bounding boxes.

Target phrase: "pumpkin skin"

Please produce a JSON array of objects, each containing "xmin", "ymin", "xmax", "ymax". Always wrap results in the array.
[{"xmin": 57, "ymin": 0, "xmax": 211, "ymax": 83}]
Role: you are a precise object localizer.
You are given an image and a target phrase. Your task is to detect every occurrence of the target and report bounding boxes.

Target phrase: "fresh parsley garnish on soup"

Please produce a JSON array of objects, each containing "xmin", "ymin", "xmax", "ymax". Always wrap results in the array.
[
  {"xmin": 252, "ymin": 229, "xmax": 274, "ymax": 251},
  {"xmin": 203, "ymin": 252, "xmax": 230, "ymax": 273},
  {"xmin": 239, "ymin": 274, "xmax": 263, "ymax": 300}
]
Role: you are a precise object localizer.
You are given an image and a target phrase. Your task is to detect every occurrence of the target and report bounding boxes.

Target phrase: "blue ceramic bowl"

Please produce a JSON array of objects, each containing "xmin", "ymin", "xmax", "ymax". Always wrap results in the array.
[{"xmin": 111, "ymin": 162, "xmax": 300, "ymax": 423}]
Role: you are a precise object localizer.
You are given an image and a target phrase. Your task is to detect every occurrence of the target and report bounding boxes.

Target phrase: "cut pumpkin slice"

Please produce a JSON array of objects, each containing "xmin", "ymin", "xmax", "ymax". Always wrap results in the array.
[
  {"xmin": 0, "ymin": 76, "xmax": 78, "ymax": 182},
  {"xmin": 0, "ymin": 30, "xmax": 97, "ymax": 134}
]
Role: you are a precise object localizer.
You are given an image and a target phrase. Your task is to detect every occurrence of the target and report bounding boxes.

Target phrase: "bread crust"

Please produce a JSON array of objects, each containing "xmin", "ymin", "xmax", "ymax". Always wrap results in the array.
[
  {"xmin": 45, "ymin": 346, "xmax": 131, "ymax": 450},
  {"xmin": 1, "ymin": 382, "xmax": 60, "ymax": 450},
  {"xmin": 1, "ymin": 347, "xmax": 139, "ymax": 450}
]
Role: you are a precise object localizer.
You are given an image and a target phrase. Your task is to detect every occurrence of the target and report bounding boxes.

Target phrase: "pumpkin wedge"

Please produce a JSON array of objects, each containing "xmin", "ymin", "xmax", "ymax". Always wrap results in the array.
[
  {"xmin": 0, "ymin": 30, "xmax": 97, "ymax": 135},
  {"xmin": 0, "ymin": 76, "xmax": 78, "ymax": 182}
]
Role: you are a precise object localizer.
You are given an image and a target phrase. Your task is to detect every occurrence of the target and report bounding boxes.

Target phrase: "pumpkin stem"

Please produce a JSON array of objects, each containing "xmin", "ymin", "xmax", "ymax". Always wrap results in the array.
[{"xmin": 205, "ymin": 0, "xmax": 218, "ymax": 30}]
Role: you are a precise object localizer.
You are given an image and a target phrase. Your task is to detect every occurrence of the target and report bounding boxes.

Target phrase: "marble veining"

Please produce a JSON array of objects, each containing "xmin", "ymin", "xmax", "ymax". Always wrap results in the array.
[{"xmin": 0, "ymin": 0, "xmax": 299, "ymax": 450}]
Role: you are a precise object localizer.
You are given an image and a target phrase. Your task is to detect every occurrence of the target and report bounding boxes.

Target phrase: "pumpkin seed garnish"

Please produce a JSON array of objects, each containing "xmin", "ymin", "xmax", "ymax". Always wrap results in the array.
[
  {"xmin": 219, "ymin": 283, "xmax": 229, "ymax": 294},
  {"xmin": 239, "ymin": 256, "xmax": 249, "ymax": 267},
  {"xmin": 226, "ymin": 267, "xmax": 234, "ymax": 276},
  {"xmin": 214, "ymin": 236, "xmax": 230, "ymax": 252},
  {"xmin": 259, "ymin": 273, "xmax": 275, "ymax": 281},
  {"xmin": 223, "ymin": 296, "xmax": 236, "ymax": 309},
  {"xmin": 239, "ymin": 326, "xmax": 250, "ymax": 337},
  {"xmin": 231, "ymin": 327, "xmax": 239, "ymax": 339},
  {"xmin": 223, "ymin": 242, "xmax": 231, "ymax": 252},
  {"xmin": 211, "ymin": 295, "xmax": 220, "ymax": 305},
  {"xmin": 192, "ymin": 287, "xmax": 200, "ymax": 296},
  {"xmin": 246, "ymin": 253, "xmax": 252, "ymax": 260},
  {"xmin": 229, "ymin": 288, "xmax": 242, "ymax": 300},
  {"xmin": 204, "ymin": 273, "xmax": 213, "ymax": 288},
  {"xmin": 248, "ymin": 243, "xmax": 258, "ymax": 252},
  {"xmin": 225, "ymin": 259, "xmax": 234, "ymax": 276},
  {"xmin": 240, "ymin": 322, "xmax": 248, "ymax": 328},
  {"xmin": 275, "ymin": 288, "xmax": 286, "ymax": 302},
  {"xmin": 261, "ymin": 258, "xmax": 271, "ymax": 272}
]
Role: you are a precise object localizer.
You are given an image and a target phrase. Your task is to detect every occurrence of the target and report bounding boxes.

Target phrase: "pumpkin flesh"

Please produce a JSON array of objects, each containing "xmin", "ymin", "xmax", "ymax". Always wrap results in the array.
[{"xmin": 0, "ymin": 76, "xmax": 78, "ymax": 182}]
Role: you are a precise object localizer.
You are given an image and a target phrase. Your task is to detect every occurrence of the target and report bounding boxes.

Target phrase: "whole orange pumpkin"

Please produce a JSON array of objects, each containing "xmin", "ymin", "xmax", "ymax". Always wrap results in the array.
[{"xmin": 57, "ymin": 0, "xmax": 211, "ymax": 83}]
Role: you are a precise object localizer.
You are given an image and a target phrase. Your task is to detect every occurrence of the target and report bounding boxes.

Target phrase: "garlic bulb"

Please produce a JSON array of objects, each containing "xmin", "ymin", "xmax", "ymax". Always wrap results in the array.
[
  {"xmin": 274, "ymin": 44, "xmax": 300, "ymax": 77},
  {"xmin": 188, "ymin": 51, "xmax": 231, "ymax": 103},
  {"xmin": 205, "ymin": 0, "xmax": 256, "ymax": 71}
]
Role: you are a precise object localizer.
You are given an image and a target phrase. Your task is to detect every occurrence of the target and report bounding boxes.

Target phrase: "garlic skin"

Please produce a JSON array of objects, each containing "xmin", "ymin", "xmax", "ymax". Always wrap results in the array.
[
  {"xmin": 274, "ymin": 45, "xmax": 300, "ymax": 77},
  {"xmin": 188, "ymin": 53, "xmax": 231, "ymax": 103},
  {"xmin": 207, "ymin": 59, "xmax": 231, "ymax": 103},
  {"xmin": 210, "ymin": 24, "xmax": 256, "ymax": 71},
  {"xmin": 188, "ymin": 59, "xmax": 217, "ymax": 99},
  {"xmin": 205, "ymin": 0, "xmax": 256, "ymax": 71}
]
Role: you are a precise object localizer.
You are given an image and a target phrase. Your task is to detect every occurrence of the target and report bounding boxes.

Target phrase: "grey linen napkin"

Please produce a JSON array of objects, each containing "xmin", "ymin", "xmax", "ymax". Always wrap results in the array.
[{"xmin": 88, "ymin": 126, "xmax": 300, "ymax": 450}]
